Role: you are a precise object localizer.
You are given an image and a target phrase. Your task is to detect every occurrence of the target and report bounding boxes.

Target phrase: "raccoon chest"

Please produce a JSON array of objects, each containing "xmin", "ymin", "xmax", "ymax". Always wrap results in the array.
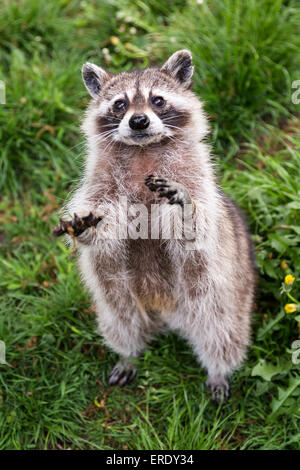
[{"xmin": 127, "ymin": 239, "xmax": 177, "ymax": 313}]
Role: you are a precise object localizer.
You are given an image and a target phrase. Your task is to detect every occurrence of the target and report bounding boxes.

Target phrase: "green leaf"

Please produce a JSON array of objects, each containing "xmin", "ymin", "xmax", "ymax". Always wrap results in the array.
[
  {"xmin": 268, "ymin": 233, "xmax": 288, "ymax": 254},
  {"xmin": 268, "ymin": 376, "xmax": 300, "ymax": 421},
  {"xmin": 263, "ymin": 259, "xmax": 278, "ymax": 279},
  {"xmin": 286, "ymin": 202, "xmax": 300, "ymax": 210},
  {"xmin": 257, "ymin": 312, "xmax": 285, "ymax": 340},
  {"xmin": 251, "ymin": 359, "xmax": 285, "ymax": 382},
  {"xmin": 254, "ymin": 380, "xmax": 272, "ymax": 397},
  {"xmin": 289, "ymin": 225, "xmax": 300, "ymax": 235}
]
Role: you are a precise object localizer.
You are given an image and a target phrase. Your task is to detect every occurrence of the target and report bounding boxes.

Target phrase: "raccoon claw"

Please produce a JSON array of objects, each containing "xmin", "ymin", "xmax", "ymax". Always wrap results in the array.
[
  {"xmin": 206, "ymin": 378, "xmax": 230, "ymax": 403},
  {"xmin": 53, "ymin": 212, "xmax": 102, "ymax": 238},
  {"xmin": 108, "ymin": 362, "xmax": 137, "ymax": 387},
  {"xmin": 145, "ymin": 175, "xmax": 188, "ymax": 207},
  {"xmin": 145, "ymin": 175, "xmax": 169, "ymax": 192}
]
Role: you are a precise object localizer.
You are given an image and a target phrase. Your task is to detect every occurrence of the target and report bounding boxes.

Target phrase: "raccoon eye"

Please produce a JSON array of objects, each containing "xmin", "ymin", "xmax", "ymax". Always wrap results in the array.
[
  {"xmin": 113, "ymin": 99, "xmax": 127, "ymax": 113},
  {"xmin": 152, "ymin": 96, "xmax": 165, "ymax": 107}
]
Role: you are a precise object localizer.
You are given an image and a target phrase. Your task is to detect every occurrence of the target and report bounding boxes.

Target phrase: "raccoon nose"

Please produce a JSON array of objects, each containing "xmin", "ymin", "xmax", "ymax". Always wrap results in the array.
[{"xmin": 129, "ymin": 114, "xmax": 150, "ymax": 130}]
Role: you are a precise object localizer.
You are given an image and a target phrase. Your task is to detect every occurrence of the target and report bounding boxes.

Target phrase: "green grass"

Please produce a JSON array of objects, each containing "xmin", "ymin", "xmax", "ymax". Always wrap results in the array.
[{"xmin": 0, "ymin": 0, "xmax": 299, "ymax": 450}]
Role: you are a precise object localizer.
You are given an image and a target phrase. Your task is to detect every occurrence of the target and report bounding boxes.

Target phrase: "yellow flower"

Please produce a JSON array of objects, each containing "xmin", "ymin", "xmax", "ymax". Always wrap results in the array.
[
  {"xmin": 94, "ymin": 397, "xmax": 105, "ymax": 408},
  {"xmin": 110, "ymin": 36, "xmax": 120, "ymax": 45},
  {"xmin": 284, "ymin": 274, "xmax": 295, "ymax": 286},
  {"xmin": 281, "ymin": 260, "xmax": 288, "ymax": 270},
  {"xmin": 284, "ymin": 303, "xmax": 298, "ymax": 314}
]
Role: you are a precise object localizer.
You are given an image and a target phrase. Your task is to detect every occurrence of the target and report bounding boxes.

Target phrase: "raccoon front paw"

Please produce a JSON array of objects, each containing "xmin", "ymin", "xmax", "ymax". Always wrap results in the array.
[
  {"xmin": 53, "ymin": 212, "xmax": 102, "ymax": 238},
  {"xmin": 108, "ymin": 361, "xmax": 137, "ymax": 387},
  {"xmin": 206, "ymin": 377, "xmax": 230, "ymax": 403},
  {"xmin": 145, "ymin": 175, "xmax": 191, "ymax": 207}
]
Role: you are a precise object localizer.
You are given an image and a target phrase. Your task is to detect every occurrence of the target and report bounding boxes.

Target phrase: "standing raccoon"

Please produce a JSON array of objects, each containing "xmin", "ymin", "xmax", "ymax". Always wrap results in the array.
[{"xmin": 61, "ymin": 50, "xmax": 256, "ymax": 401}]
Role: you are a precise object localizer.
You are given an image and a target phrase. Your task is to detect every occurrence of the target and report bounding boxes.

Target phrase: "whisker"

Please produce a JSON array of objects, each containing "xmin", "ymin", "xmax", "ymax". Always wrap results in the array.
[
  {"xmin": 100, "ymin": 123, "xmax": 120, "ymax": 128},
  {"xmin": 91, "ymin": 129, "xmax": 118, "ymax": 142},
  {"xmin": 164, "ymin": 123, "xmax": 182, "ymax": 131}
]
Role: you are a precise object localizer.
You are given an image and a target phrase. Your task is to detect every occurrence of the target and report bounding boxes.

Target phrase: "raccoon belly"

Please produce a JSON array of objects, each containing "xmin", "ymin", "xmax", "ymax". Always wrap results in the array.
[
  {"xmin": 132, "ymin": 289, "xmax": 177, "ymax": 314},
  {"xmin": 128, "ymin": 239, "xmax": 177, "ymax": 314}
]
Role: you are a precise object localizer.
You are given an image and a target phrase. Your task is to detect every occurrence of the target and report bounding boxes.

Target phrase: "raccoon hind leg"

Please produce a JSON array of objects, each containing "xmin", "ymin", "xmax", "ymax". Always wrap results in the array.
[
  {"xmin": 185, "ymin": 305, "xmax": 251, "ymax": 403},
  {"xmin": 205, "ymin": 374, "xmax": 230, "ymax": 403},
  {"xmin": 108, "ymin": 358, "xmax": 137, "ymax": 386}
]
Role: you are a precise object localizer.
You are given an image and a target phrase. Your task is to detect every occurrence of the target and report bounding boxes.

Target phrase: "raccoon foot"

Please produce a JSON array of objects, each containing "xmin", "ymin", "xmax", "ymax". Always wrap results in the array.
[
  {"xmin": 108, "ymin": 361, "xmax": 137, "ymax": 387},
  {"xmin": 206, "ymin": 376, "xmax": 230, "ymax": 403},
  {"xmin": 145, "ymin": 175, "xmax": 192, "ymax": 207},
  {"xmin": 53, "ymin": 212, "xmax": 102, "ymax": 238}
]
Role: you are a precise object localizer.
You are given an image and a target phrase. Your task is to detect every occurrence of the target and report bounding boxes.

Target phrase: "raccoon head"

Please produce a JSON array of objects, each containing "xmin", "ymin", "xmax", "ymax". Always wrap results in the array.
[{"xmin": 81, "ymin": 50, "xmax": 205, "ymax": 147}]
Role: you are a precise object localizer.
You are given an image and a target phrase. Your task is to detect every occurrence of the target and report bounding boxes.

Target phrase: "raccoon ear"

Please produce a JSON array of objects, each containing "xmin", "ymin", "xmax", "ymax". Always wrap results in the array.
[
  {"xmin": 82, "ymin": 62, "xmax": 110, "ymax": 98},
  {"xmin": 161, "ymin": 50, "xmax": 194, "ymax": 88}
]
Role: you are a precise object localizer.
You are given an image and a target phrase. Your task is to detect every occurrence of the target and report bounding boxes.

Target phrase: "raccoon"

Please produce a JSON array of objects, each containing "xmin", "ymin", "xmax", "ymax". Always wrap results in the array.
[{"xmin": 62, "ymin": 50, "xmax": 256, "ymax": 401}]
